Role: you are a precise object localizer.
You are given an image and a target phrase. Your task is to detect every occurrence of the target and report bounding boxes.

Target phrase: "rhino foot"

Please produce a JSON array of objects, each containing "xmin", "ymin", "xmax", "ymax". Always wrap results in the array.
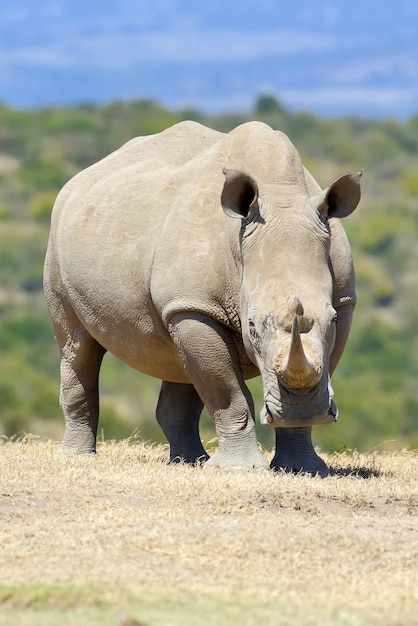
[
  {"xmin": 59, "ymin": 430, "xmax": 97, "ymax": 455},
  {"xmin": 59, "ymin": 446, "xmax": 97, "ymax": 455},
  {"xmin": 270, "ymin": 427, "xmax": 329, "ymax": 478},
  {"xmin": 204, "ymin": 447, "xmax": 268, "ymax": 471},
  {"xmin": 169, "ymin": 452, "xmax": 210, "ymax": 466},
  {"xmin": 270, "ymin": 454, "xmax": 328, "ymax": 477}
]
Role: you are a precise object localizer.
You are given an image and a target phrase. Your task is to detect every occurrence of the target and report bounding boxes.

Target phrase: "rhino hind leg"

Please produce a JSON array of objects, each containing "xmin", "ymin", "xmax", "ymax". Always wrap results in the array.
[
  {"xmin": 270, "ymin": 427, "xmax": 328, "ymax": 477},
  {"xmin": 156, "ymin": 381, "xmax": 209, "ymax": 464},
  {"xmin": 55, "ymin": 315, "xmax": 106, "ymax": 454}
]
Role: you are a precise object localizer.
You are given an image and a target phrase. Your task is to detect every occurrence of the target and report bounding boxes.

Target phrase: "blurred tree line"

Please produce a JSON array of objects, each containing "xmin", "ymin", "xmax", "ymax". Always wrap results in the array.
[{"xmin": 1, "ymin": 95, "xmax": 418, "ymax": 453}]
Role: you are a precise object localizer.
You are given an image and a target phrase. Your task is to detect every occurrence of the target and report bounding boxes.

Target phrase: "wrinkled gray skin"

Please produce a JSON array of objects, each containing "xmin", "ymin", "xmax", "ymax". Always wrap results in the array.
[{"xmin": 44, "ymin": 121, "xmax": 361, "ymax": 476}]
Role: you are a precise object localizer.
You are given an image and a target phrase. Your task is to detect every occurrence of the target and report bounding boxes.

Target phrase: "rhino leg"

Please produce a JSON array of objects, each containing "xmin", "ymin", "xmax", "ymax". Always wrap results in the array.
[
  {"xmin": 270, "ymin": 427, "xmax": 328, "ymax": 477},
  {"xmin": 54, "ymin": 310, "xmax": 106, "ymax": 454},
  {"xmin": 168, "ymin": 313, "xmax": 268, "ymax": 470},
  {"xmin": 156, "ymin": 381, "xmax": 209, "ymax": 464}
]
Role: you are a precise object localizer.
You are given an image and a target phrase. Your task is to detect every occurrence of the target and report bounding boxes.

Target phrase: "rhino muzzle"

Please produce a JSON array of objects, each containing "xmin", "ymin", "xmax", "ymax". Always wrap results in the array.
[
  {"xmin": 260, "ymin": 354, "xmax": 338, "ymax": 428},
  {"xmin": 260, "ymin": 394, "xmax": 339, "ymax": 428}
]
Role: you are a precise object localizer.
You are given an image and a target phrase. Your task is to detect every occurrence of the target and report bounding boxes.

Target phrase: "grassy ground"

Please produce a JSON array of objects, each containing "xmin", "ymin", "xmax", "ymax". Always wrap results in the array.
[{"xmin": 1, "ymin": 436, "xmax": 417, "ymax": 625}]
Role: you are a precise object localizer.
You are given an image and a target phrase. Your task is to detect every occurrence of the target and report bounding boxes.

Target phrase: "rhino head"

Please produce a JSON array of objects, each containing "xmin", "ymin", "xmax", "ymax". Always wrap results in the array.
[{"xmin": 221, "ymin": 163, "xmax": 361, "ymax": 428}]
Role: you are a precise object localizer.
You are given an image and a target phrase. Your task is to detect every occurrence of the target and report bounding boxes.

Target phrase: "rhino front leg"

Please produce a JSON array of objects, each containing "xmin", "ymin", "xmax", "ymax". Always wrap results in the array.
[
  {"xmin": 270, "ymin": 427, "xmax": 328, "ymax": 477},
  {"xmin": 168, "ymin": 313, "xmax": 268, "ymax": 470},
  {"xmin": 156, "ymin": 381, "xmax": 209, "ymax": 464}
]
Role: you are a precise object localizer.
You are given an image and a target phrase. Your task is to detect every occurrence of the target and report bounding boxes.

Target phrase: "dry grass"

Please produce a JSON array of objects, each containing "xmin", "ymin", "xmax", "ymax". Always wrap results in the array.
[{"xmin": 1, "ymin": 436, "xmax": 418, "ymax": 625}]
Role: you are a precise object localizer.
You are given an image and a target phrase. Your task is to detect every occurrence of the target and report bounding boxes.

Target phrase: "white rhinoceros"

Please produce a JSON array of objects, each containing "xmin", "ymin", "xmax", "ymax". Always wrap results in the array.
[{"xmin": 44, "ymin": 121, "xmax": 361, "ymax": 476}]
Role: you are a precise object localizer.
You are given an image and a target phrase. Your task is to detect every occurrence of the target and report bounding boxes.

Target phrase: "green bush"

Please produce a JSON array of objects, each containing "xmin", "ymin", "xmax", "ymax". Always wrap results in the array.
[
  {"xmin": 0, "ymin": 224, "xmax": 47, "ymax": 291},
  {"xmin": 27, "ymin": 191, "xmax": 56, "ymax": 222},
  {"xmin": 17, "ymin": 158, "xmax": 71, "ymax": 192},
  {"xmin": 399, "ymin": 171, "xmax": 418, "ymax": 197}
]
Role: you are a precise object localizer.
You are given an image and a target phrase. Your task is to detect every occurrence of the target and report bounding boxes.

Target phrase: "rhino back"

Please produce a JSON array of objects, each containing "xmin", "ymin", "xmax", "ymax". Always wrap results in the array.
[{"xmin": 53, "ymin": 121, "xmax": 231, "ymax": 305}]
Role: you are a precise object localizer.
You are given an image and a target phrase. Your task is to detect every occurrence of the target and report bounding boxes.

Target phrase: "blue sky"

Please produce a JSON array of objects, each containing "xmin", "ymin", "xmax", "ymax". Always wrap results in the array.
[{"xmin": 1, "ymin": 0, "xmax": 417, "ymax": 117}]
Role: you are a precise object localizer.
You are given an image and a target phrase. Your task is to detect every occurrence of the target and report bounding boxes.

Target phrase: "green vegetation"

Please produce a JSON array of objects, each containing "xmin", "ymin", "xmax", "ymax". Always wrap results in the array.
[{"xmin": 1, "ymin": 96, "xmax": 418, "ymax": 452}]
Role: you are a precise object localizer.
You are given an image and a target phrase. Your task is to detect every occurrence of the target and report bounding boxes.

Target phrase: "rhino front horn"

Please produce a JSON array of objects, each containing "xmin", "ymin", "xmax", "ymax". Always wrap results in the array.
[{"xmin": 275, "ymin": 314, "xmax": 322, "ymax": 390}]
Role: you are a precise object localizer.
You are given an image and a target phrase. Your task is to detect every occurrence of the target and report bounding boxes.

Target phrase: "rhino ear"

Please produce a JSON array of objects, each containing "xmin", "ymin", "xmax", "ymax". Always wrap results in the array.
[
  {"xmin": 313, "ymin": 171, "xmax": 362, "ymax": 219},
  {"xmin": 221, "ymin": 169, "xmax": 259, "ymax": 220}
]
